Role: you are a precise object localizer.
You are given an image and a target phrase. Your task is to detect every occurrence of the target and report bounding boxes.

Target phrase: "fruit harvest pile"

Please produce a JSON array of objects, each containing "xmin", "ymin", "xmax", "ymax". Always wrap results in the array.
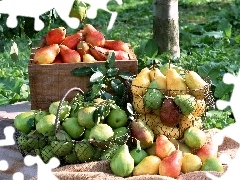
[
  {"xmin": 14, "ymin": 88, "xmax": 131, "ymax": 165},
  {"xmin": 131, "ymin": 64, "xmax": 210, "ymax": 140},
  {"xmin": 33, "ymin": 24, "xmax": 134, "ymax": 64},
  {"xmin": 15, "ymin": 21, "xmax": 223, "ymax": 177}
]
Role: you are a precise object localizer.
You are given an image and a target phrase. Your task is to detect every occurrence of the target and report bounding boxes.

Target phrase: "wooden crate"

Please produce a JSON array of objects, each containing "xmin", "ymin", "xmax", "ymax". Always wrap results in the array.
[{"xmin": 28, "ymin": 50, "xmax": 138, "ymax": 111}]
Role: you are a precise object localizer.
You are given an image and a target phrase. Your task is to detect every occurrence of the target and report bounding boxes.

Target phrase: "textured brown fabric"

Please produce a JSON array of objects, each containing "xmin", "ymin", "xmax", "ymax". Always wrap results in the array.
[{"xmin": 29, "ymin": 128, "xmax": 239, "ymax": 180}]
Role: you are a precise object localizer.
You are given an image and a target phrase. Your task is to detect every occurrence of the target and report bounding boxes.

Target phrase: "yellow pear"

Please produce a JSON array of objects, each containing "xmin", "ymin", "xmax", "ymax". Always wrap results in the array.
[
  {"xmin": 133, "ymin": 155, "xmax": 161, "ymax": 176},
  {"xmin": 153, "ymin": 121, "xmax": 180, "ymax": 139},
  {"xmin": 181, "ymin": 153, "xmax": 202, "ymax": 173},
  {"xmin": 131, "ymin": 75, "xmax": 151, "ymax": 96},
  {"xmin": 166, "ymin": 68, "xmax": 187, "ymax": 97},
  {"xmin": 138, "ymin": 113, "xmax": 160, "ymax": 130},
  {"xmin": 138, "ymin": 67, "xmax": 151, "ymax": 77},
  {"xmin": 149, "ymin": 67, "xmax": 167, "ymax": 94},
  {"xmin": 192, "ymin": 99, "xmax": 206, "ymax": 117},
  {"xmin": 185, "ymin": 71, "xmax": 208, "ymax": 99},
  {"xmin": 132, "ymin": 94, "xmax": 151, "ymax": 114}
]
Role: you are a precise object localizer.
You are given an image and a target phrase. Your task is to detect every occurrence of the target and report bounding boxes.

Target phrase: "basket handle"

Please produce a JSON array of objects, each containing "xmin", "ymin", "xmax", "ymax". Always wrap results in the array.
[{"xmin": 54, "ymin": 87, "xmax": 85, "ymax": 133}]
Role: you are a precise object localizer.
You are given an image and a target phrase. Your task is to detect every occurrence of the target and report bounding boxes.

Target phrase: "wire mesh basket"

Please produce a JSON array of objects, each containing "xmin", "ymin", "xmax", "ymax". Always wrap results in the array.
[
  {"xmin": 130, "ymin": 69, "xmax": 215, "ymax": 140},
  {"xmin": 15, "ymin": 87, "xmax": 132, "ymax": 165}
]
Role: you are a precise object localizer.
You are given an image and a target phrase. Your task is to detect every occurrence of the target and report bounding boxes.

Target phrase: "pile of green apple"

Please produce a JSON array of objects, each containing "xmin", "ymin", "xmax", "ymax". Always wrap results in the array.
[{"xmin": 14, "ymin": 94, "xmax": 131, "ymax": 164}]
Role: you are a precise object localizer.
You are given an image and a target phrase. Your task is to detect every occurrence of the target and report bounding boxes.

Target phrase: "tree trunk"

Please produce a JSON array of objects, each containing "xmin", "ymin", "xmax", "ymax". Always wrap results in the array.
[{"xmin": 153, "ymin": 0, "xmax": 180, "ymax": 57}]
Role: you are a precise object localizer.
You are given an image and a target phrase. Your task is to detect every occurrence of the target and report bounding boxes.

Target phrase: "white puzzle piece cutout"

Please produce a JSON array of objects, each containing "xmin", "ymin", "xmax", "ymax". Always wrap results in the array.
[
  {"xmin": 206, "ymin": 69, "xmax": 240, "ymax": 179},
  {"xmin": 0, "ymin": 126, "xmax": 15, "ymax": 146},
  {"xmin": 24, "ymin": 155, "xmax": 60, "ymax": 180},
  {"xmin": 0, "ymin": 0, "xmax": 79, "ymax": 31},
  {"xmin": 0, "ymin": 0, "xmax": 123, "ymax": 31},
  {"xmin": 82, "ymin": 0, "xmax": 123, "ymax": 30}
]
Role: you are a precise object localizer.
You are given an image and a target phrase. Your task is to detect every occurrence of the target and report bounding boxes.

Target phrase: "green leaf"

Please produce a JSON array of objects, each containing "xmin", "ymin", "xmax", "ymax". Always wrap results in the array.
[
  {"xmin": 111, "ymin": 79, "xmax": 125, "ymax": 96},
  {"xmin": 119, "ymin": 71, "xmax": 134, "ymax": 80},
  {"xmin": 91, "ymin": 64, "xmax": 107, "ymax": 75},
  {"xmin": 214, "ymin": 81, "xmax": 233, "ymax": 99},
  {"xmin": 0, "ymin": 94, "xmax": 9, "ymax": 106},
  {"xmin": 203, "ymin": 31, "xmax": 223, "ymax": 39},
  {"xmin": 106, "ymin": 52, "xmax": 116, "ymax": 69},
  {"xmin": 90, "ymin": 71, "xmax": 104, "ymax": 83},
  {"xmin": 107, "ymin": 67, "xmax": 119, "ymax": 77},
  {"xmin": 71, "ymin": 66, "xmax": 93, "ymax": 76},
  {"xmin": 217, "ymin": 19, "xmax": 232, "ymax": 38},
  {"xmin": 144, "ymin": 38, "xmax": 158, "ymax": 57},
  {"xmin": 235, "ymin": 34, "xmax": 240, "ymax": 44},
  {"xmin": 90, "ymin": 84, "xmax": 102, "ymax": 99}
]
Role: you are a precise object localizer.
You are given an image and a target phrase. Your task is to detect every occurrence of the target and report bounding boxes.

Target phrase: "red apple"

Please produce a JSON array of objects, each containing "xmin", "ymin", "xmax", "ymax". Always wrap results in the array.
[{"xmin": 196, "ymin": 142, "xmax": 218, "ymax": 163}]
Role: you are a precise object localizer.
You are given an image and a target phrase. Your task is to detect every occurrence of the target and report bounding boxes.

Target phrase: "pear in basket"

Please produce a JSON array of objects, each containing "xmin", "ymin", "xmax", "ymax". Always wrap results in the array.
[
  {"xmin": 45, "ymin": 27, "xmax": 66, "ymax": 45},
  {"xmin": 166, "ymin": 68, "xmax": 187, "ymax": 96},
  {"xmin": 185, "ymin": 70, "xmax": 208, "ymax": 99},
  {"xmin": 84, "ymin": 24, "xmax": 105, "ymax": 47},
  {"xmin": 33, "ymin": 44, "xmax": 60, "ymax": 64}
]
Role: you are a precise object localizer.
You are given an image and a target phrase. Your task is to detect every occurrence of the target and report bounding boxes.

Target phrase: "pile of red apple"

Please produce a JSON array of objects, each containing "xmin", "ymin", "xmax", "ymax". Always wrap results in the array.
[{"xmin": 33, "ymin": 24, "xmax": 134, "ymax": 64}]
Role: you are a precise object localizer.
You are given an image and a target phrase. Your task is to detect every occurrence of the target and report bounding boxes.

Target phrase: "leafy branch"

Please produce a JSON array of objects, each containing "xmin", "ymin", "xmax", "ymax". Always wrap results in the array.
[{"xmin": 71, "ymin": 52, "xmax": 134, "ymax": 108}]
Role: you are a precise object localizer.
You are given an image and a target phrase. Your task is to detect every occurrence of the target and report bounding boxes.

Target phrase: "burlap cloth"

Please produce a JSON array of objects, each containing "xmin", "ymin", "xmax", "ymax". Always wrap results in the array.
[{"xmin": 31, "ymin": 128, "xmax": 239, "ymax": 180}]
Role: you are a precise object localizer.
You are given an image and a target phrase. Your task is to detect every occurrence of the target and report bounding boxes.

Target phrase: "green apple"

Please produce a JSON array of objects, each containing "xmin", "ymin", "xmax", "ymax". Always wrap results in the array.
[
  {"xmin": 106, "ymin": 109, "xmax": 128, "ymax": 128},
  {"xmin": 89, "ymin": 123, "xmax": 114, "ymax": 141},
  {"xmin": 35, "ymin": 110, "xmax": 49, "ymax": 124},
  {"xmin": 36, "ymin": 114, "xmax": 56, "ymax": 136},
  {"xmin": 78, "ymin": 106, "xmax": 96, "ymax": 129},
  {"xmin": 49, "ymin": 101, "xmax": 71, "ymax": 121},
  {"xmin": 62, "ymin": 117, "xmax": 85, "ymax": 140},
  {"xmin": 14, "ymin": 111, "xmax": 36, "ymax": 134}
]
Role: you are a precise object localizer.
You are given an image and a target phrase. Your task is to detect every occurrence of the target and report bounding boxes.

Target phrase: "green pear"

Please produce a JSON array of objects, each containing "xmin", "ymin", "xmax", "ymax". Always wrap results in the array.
[
  {"xmin": 130, "ymin": 140, "xmax": 148, "ymax": 165},
  {"xmin": 110, "ymin": 144, "xmax": 134, "ymax": 177},
  {"xmin": 64, "ymin": 151, "xmax": 79, "ymax": 164},
  {"xmin": 169, "ymin": 138, "xmax": 192, "ymax": 154},
  {"xmin": 89, "ymin": 123, "xmax": 114, "ymax": 141},
  {"xmin": 78, "ymin": 106, "xmax": 97, "ymax": 129},
  {"xmin": 130, "ymin": 119, "xmax": 154, "ymax": 149},
  {"xmin": 74, "ymin": 140, "xmax": 95, "ymax": 162},
  {"xmin": 51, "ymin": 130, "xmax": 73, "ymax": 157},
  {"xmin": 36, "ymin": 114, "xmax": 56, "ymax": 136},
  {"xmin": 17, "ymin": 134, "xmax": 32, "ymax": 151},
  {"xmin": 41, "ymin": 145, "xmax": 58, "ymax": 163},
  {"xmin": 49, "ymin": 101, "xmax": 71, "ymax": 121},
  {"xmin": 35, "ymin": 110, "xmax": 49, "ymax": 124},
  {"xmin": 62, "ymin": 117, "xmax": 85, "ymax": 140},
  {"xmin": 174, "ymin": 94, "xmax": 197, "ymax": 115},
  {"xmin": 27, "ymin": 130, "xmax": 47, "ymax": 150},
  {"xmin": 143, "ymin": 80, "xmax": 163, "ymax": 110},
  {"xmin": 14, "ymin": 111, "xmax": 36, "ymax": 134},
  {"xmin": 83, "ymin": 129, "xmax": 91, "ymax": 140}
]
